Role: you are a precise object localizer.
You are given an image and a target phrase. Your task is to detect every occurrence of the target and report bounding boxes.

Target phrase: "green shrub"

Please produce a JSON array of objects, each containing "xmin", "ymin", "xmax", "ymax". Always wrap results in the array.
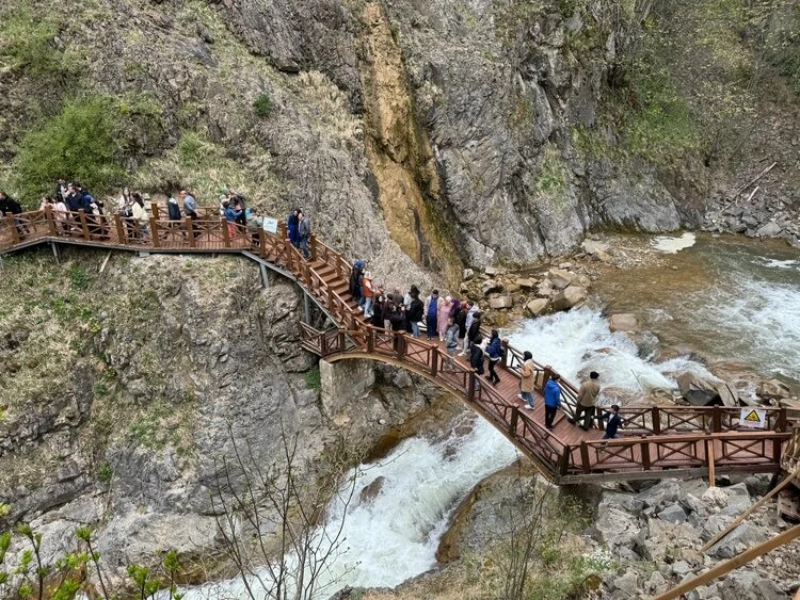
[
  {"xmin": 96, "ymin": 462, "xmax": 114, "ymax": 484},
  {"xmin": 13, "ymin": 96, "xmax": 125, "ymax": 203},
  {"xmin": 305, "ymin": 366, "xmax": 321, "ymax": 390},
  {"xmin": 253, "ymin": 93, "xmax": 273, "ymax": 118}
]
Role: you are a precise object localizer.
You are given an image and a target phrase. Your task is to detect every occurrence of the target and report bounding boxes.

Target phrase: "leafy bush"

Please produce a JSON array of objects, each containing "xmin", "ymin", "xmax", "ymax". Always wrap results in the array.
[
  {"xmin": 96, "ymin": 462, "xmax": 114, "ymax": 484},
  {"xmin": 253, "ymin": 92, "xmax": 273, "ymax": 118},
  {"xmin": 13, "ymin": 96, "xmax": 125, "ymax": 202}
]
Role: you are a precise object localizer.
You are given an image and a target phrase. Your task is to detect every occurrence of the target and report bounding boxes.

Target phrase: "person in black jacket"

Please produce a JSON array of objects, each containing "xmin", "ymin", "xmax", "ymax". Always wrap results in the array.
[
  {"xmin": 0, "ymin": 192, "xmax": 27, "ymax": 240},
  {"xmin": 469, "ymin": 335, "xmax": 485, "ymax": 390},
  {"xmin": 370, "ymin": 293, "xmax": 385, "ymax": 329},
  {"xmin": 407, "ymin": 293, "xmax": 424, "ymax": 338},
  {"xmin": 467, "ymin": 311, "xmax": 482, "ymax": 345},
  {"xmin": 455, "ymin": 304, "xmax": 468, "ymax": 350}
]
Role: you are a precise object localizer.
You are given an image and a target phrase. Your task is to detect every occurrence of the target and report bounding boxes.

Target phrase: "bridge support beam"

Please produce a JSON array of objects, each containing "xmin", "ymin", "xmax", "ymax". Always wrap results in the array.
[
  {"xmin": 304, "ymin": 292, "xmax": 311, "ymax": 324},
  {"xmin": 50, "ymin": 241, "xmax": 61, "ymax": 263},
  {"xmin": 319, "ymin": 359, "xmax": 376, "ymax": 422},
  {"xmin": 259, "ymin": 262, "xmax": 270, "ymax": 290}
]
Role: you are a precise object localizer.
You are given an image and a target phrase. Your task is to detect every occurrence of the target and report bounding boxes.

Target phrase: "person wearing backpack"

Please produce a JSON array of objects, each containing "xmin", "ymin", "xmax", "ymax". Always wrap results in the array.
[{"xmin": 485, "ymin": 330, "xmax": 503, "ymax": 385}]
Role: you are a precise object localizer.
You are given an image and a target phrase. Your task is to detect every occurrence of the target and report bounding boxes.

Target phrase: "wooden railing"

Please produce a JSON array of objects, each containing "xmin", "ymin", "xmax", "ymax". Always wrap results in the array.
[{"xmin": 2, "ymin": 205, "xmax": 795, "ymax": 483}]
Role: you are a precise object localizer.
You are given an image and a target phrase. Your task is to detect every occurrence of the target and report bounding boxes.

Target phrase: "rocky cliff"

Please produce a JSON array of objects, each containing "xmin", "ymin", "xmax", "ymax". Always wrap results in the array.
[
  {"xmin": 4, "ymin": 0, "xmax": 798, "ymax": 278},
  {"xmin": 0, "ymin": 248, "xmax": 450, "ymax": 576}
]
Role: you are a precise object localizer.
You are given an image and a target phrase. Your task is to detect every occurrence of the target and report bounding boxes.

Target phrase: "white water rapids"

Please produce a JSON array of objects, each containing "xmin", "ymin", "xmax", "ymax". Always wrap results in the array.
[{"xmin": 177, "ymin": 308, "xmax": 714, "ymax": 599}]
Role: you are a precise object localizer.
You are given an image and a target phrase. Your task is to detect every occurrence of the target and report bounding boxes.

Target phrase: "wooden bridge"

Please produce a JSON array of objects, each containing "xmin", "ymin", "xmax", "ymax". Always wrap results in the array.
[{"xmin": 1, "ymin": 207, "xmax": 794, "ymax": 484}]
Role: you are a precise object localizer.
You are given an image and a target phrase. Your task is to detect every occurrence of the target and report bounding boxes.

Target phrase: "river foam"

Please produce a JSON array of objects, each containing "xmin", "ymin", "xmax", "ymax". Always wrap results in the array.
[{"xmin": 651, "ymin": 232, "xmax": 696, "ymax": 254}]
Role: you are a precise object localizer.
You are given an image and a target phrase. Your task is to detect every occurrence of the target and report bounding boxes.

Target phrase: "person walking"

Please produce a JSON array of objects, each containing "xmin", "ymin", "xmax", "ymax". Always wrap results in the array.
[
  {"xmin": 437, "ymin": 295, "xmax": 452, "ymax": 341},
  {"xmin": 361, "ymin": 271, "xmax": 375, "ymax": 317},
  {"xmin": 287, "ymin": 208, "xmax": 300, "ymax": 247},
  {"xmin": 424, "ymin": 290, "xmax": 439, "ymax": 341},
  {"xmin": 460, "ymin": 301, "xmax": 478, "ymax": 356},
  {"xmin": 407, "ymin": 291, "xmax": 424, "ymax": 338},
  {"xmin": 180, "ymin": 190, "xmax": 198, "ymax": 219},
  {"xmin": 131, "ymin": 194, "xmax": 150, "ymax": 241},
  {"xmin": 455, "ymin": 302, "xmax": 469, "ymax": 356},
  {"xmin": 485, "ymin": 330, "xmax": 502, "ymax": 385},
  {"xmin": 370, "ymin": 292, "xmax": 385, "ymax": 328},
  {"xmin": 598, "ymin": 405, "xmax": 623, "ymax": 440},
  {"xmin": 444, "ymin": 317, "xmax": 460, "ymax": 371},
  {"xmin": 518, "ymin": 351, "xmax": 536, "ymax": 410},
  {"xmin": 570, "ymin": 371, "xmax": 601, "ymax": 431},
  {"xmin": 544, "ymin": 373, "xmax": 562, "ymax": 430},
  {"xmin": 297, "ymin": 211, "xmax": 311, "ymax": 258}
]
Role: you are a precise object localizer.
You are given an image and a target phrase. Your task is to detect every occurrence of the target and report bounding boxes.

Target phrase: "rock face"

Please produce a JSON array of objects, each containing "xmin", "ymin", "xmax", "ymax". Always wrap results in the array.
[{"xmin": 0, "ymin": 253, "xmax": 444, "ymax": 572}]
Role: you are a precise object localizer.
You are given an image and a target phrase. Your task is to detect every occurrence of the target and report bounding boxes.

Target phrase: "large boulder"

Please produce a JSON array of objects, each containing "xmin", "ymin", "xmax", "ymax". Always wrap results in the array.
[
  {"xmin": 481, "ymin": 279, "xmax": 502, "ymax": 295},
  {"xmin": 551, "ymin": 285, "xmax": 588, "ymax": 311},
  {"xmin": 595, "ymin": 506, "xmax": 643, "ymax": 560},
  {"xmin": 609, "ymin": 313, "xmax": 639, "ymax": 333},
  {"xmin": 548, "ymin": 268, "xmax": 574, "ymax": 290},
  {"xmin": 756, "ymin": 378, "xmax": 791, "ymax": 400},
  {"xmin": 525, "ymin": 298, "xmax": 549, "ymax": 317},
  {"xmin": 488, "ymin": 294, "xmax": 513, "ymax": 309}
]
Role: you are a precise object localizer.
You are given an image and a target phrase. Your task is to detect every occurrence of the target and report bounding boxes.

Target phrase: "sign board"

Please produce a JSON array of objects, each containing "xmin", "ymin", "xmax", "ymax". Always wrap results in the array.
[
  {"xmin": 740, "ymin": 408, "xmax": 767, "ymax": 429},
  {"xmin": 263, "ymin": 218, "xmax": 279, "ymax": 234}
]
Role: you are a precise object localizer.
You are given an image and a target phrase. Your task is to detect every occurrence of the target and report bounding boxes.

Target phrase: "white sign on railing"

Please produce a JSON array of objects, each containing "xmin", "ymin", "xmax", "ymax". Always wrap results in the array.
[
  {"xmin": 740, "ymin": 408, "xmax": 767, "ymax": 429},
  {"xmin": 263, "ymin": 218, "xmax": 279, "ymax": 234}
]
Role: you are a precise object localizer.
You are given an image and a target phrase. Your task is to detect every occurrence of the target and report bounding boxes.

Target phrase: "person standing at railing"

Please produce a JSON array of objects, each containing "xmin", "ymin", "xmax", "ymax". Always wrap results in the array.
[
  {"xmin": 437, "ymin": 295, "xmax": 452, "ymax": 342},
  {"xmin": 0, "ymin": 191, "xmax": 26, "ymax": 240},
  {"xmin": 351, "ymin": 260, "xmax": 365, "ymax": 308},
  {"xmin": 361, "ymin": 271, "xmax": 375, "ymax": 318},
  {"xmin": 180, "ymin": 190, "xmax": 198, "ymax": 220},
  {"xmin": 518, "ymin": 351, "xmax": 536, "ymax": 410},
  {"xmin": 131, "ymin": 194, "xmax": 150, "ymax": 241},
  {"xmin": 222, "ymin": 200, "xmax": 241, "ymax": 240},
  {"xmin": 423, "ymin": 289, "xmax": 439, "ymax": 341},
  {"xmin": 544, "ymin": 373, "xmax": 562, "ymax": 430},
  {"xmin": 297, "ymin": 210, "xmax": 311, "ymax": 258},
  {"xmin": 370, "ymin": 291, "xmax": 385, "ymax": 328},
  {"xmin": 469, "ymin": 335, "xmax": 485, "ymax": 389},
  {"xmin": 55, "ymin": 178, "xmax": 69, "ymax": 203},
  {"xmin": 570, "ymin": 371, "xmax": 601, "ymax": 431},
  {"xmin": 53, "ymin": 194, "xmax": 68, "ymax": 232},
  {"xmin": 460, "ymin": 301, "xmax": 479, "ymax": 356},
  {"xmin": 444, "ymin": 317, "xmax": 460, "ymax": 370},
  {"xmin": 407, "ymin": 290, "xmax": 424, "ymax": 338},
  {"xmin": 597, "ymin": 405, "xmax": 622, "ymax": 440}
]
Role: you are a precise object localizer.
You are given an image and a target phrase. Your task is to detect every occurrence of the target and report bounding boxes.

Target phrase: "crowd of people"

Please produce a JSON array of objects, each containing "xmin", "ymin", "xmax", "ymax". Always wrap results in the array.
[
  {"xmin": 0, "ymin": 182, "xmax": 314, "ymax": 257},
  {"xmin": 345, "ymin": 260, "xmax": 620, "ymax": 437},
  {"xmin": 2, "ymin": 180, "xmax": 624, "ymax": 439}
]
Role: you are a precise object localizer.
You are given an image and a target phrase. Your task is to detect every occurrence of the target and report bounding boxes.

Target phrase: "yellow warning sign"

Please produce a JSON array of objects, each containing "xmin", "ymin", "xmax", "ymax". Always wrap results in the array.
[
  {"xmin": 740, "ymin": 408, "xmax": 767, "ymax": 429},
  {"xmin": 744, "ymin": 410, "xmax": 761, "ymax": 422}
]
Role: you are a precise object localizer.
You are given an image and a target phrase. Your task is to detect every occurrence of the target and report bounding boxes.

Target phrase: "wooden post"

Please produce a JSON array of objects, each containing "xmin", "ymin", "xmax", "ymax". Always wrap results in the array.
[
  {"xmin": 559, "ymin": 446, "xmax": 572, "ymax": 477},
  {"xmin": 187, "ymin": 218, "xmax": 196, "ymax": 248},
  {"xmin": 641, "ymin": 440, "xmax": 652, "ymax": 470},
  {"xmin": 303, "ymin": 292, "xmax": 311, "ymax": 325},
  {"xmin": 150, "ymin": 201, "xmax": 159, "ymax": 219},
  {"xmin": 707, "ymin": 439, "xmax": 716, "ymax": 487},
  {"xmin": 78, "ymin": 210, "xmax": 91, "ymax": 240},
  {"xmin": 258, "ymin": 229, "xmax": 266, "ymax": 257},
  {"xmin": 712, "ymin": 406, "xmax": 722, "ymax": 433},
  {"xmin": 279, "ymin": 220, "xmax": 287, "ymax": 241},
  {"xmin": 701, "ymin": 471, "xmax": 798, "ymax": 552},
  {"xmin": 509, "ymin": 406, "xmax": 519, "ymax": 436},
  {"xmin": 334, "ymin": 253, "xmax": 342, "ymax": 279},
  {"xmin": 221, "ymin": 217, "xmax": 230, "ymax": 248},
  {"xmin": 778, "ymin": 407, "xmax": 788, "ymax": 432},
  {"xmin": 150, "ymin": 217, "xmax": 160, "ymax": 248},
  {"xmin": 45, "ymin": 206, "xmax": 57, "ymax": 235},
  {"xmin": 367, "ymin": 327, "xmax": 375, "ymax": 353},
  {"xmin": 652, "ymin": 407, "xmax": 662, "ymax": 435},
  {"xmin": 7, "ymin": 214, "xmax": 19, "ymax": 244},
  {"xmin": 337, "ymin": 331, "xmax": 346, "ymax": 353},
  {"xmin": 467, "ymin": 371, "xmax": 476, "ymax": 402},
  {"xmin": 113, "ymin": 214, "xmax": 126, "ymax": 244},
  {"xmin": 580, "ymin": 442, "xmax": 591, "ymax": 474},
  {"xmin": 326, "ymin": 287, "xmax": 333, "ymax": 308},
  {"xmin": 310, "ymin": 234, "xmax": 317, "ymax": 260},
  {"xmin": 430, "ymin": 346, "xmax": 439, "ymax": 377},
  {"xmin": 652, "ymin": 524, "xmax": 800, "ymax": 600},
  {"xmin": 500, "ymin": 340, "xmax": 509, "ymax": 368}
]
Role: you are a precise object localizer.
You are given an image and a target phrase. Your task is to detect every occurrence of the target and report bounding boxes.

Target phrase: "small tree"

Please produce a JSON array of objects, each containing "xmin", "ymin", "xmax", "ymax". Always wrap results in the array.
[
  {"xmin": 253, "ymin": 93, "xmax": 273, "ymax": 118},
  {"xmin": 210, "ymin": 423, "xmax": 362, "ymax": 600}
]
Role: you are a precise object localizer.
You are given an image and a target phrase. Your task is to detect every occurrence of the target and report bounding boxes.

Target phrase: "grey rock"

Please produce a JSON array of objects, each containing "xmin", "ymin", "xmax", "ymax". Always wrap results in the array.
[
  {"xmin": 548, "ymin": 269, "xmax": 574, "ymax": 290},
  {"xmin": 609, "ymin": 313, "xmax": 639, "ymax": 333},
  {"xmin": 488, "ymin": 294, "xmax": 513, "ymax": 309},
  {"xmin": 462, "ymin": 268, "xmax": 475, "ymax": 280},
  {"xmin": 613, "ymin": 570, "xmax": 640, "ymax": 596},
  {"xmin": 550, "ymin": 285, "xmax": 588, "ymax": 311},
  {"xmin": 637, "ymin": 480, "xmax": 682, "ymax": 510},
  {"xmin": 720, "ymin": 571, "xmax": 785, "ymax": 600},
  {"xmin": 707, "ymin": 522, "xmax": 766, "ymax": 559},
  {"xmin": 595, "ymin": 506, "xmax": 643, "ymax": 560},
  {"xmin": 672, "ymin": 560, "xmax": 693, "ymax": 577},
  {"xmin": 481, "ymin": 279, "xmax": 502, "ymax": 295},
  {"xmin": 659, "ymin": 502, "xmax": 688, "ymax": 524},
  {"xmin": 756, "ymin": 222, "xmax": 783, "ymax": 237}
]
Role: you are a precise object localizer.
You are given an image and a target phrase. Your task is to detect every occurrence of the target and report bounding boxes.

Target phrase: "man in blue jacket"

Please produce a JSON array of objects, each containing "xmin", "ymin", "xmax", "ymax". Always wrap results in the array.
[{"xmin": 544, "ymin": 373, "xmax": 562, "ymax": 430}]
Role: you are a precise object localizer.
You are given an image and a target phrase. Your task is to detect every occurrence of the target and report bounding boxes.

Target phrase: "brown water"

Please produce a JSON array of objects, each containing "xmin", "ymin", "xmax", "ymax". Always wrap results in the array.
[{"xmin": 593, "ymin": 232, "xmax": 800, "ymax": 386}]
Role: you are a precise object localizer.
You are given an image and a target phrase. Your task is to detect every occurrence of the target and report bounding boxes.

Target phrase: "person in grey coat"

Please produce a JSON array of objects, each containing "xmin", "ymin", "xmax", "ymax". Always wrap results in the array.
[{"xmin": 298, "ymin": 211, "xmax": 311, "ymax": 258}]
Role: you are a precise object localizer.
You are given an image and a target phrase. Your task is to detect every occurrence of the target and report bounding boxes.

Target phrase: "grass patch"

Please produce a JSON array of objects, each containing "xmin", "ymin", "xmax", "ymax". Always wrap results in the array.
[
  {"xmin": 253, "ymin": 93, "xmax": 273, "ymax": 118},
  {"xmin": 305, "ymin": 366, "xmax": 321, "ymax": 390}
]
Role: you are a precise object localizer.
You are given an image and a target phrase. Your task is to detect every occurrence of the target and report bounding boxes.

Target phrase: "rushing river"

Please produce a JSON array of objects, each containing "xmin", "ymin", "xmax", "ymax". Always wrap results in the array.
[{"xmin": 179, "ymin": 233, "xmax": 800, "ymax": 599}]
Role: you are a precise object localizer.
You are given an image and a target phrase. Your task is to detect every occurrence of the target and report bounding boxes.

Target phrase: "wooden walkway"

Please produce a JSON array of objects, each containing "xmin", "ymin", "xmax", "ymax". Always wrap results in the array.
[{"xmin": 1, "ymin": 207, "xmax": 794, "ymax": 484}]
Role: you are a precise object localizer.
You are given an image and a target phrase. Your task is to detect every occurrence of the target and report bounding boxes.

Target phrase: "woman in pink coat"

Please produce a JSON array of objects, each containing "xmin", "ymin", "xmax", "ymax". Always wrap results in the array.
[{"xmin": 437, "ymin": 295, "xmax": 453, "ymax": 341}]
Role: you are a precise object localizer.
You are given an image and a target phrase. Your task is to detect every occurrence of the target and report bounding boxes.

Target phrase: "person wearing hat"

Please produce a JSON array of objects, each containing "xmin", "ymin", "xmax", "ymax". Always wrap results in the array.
[{"xmin": 570, "ymin": 371, "xmax": 601, "ymax": 431}]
